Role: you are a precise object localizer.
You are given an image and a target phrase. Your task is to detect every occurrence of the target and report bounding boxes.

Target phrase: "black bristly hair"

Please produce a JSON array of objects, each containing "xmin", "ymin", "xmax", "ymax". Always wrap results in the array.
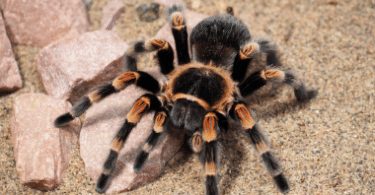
[{"xmin": 53, "ymin": 4, "xmax": 317, "ymax": 195}]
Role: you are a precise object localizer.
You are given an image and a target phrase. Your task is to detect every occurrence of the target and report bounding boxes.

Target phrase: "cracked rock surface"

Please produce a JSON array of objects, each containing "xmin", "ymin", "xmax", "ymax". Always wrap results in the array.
[{"xmin": 11, "ymin": 93, "xmax": 81, "ymax": 191}]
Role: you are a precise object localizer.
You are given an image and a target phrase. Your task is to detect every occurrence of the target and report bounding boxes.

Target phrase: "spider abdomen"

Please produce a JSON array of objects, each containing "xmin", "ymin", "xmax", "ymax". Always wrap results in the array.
[{"xmin": 190, "ymin": 14, "xmax": 251, "ymax": 67}]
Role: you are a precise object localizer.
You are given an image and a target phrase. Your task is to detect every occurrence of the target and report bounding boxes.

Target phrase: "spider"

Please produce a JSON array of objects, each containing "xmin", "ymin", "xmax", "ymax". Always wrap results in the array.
[{"xmin": 54, "ymin": 5, "xmax": 317, "ymax": 195}]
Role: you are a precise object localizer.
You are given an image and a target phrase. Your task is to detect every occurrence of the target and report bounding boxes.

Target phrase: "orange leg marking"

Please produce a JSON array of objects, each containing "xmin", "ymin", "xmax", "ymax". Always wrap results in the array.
[
  {"xmin": 111, "ymin": 138, "xmax": 124, "ymax": 152},
  {"xmin": 112, "ymin": 72, "xmax": 138, "ymax": 90},
  {"xmin": 202, "ymin": 113, "xmax": 218, "ymax": 142},
  {"xmin": 205, "ymin": 161, "xmax": 217, "ymax": 176},
  {"xmin": 235, "ymin": 104, "xmax": 255, "ymax": 129},
  {"xmin": 118, "ymin": 72, "xmax": 138, "ymax": 82},
  {"xmin": 239, "ymin": 42, "xmax": 259, "ymax": 59},
  {"xmin": 151, "ymin": 38, "xmax": 166, "ymax": 48},
  {"xmin": 191, "ymin": 132, "xmax": 203, "ymax": 153},
  {"xmin": 254, "ymin": 139, "xmax": 269, "ymax": 154},
  {"xmin": 127, "ymin": 97, "xmax": 150, "ymax": 123},
  {"xmin": 264, "ymin": 69, "xmax": 285, "ymax": 82},
  {"xmin": 145, "ymin": 39, "xmax": 168, "ymax": 50},
  {"xmin": 88, "ymin": 91, "xmax": 101, "ymax": 103},
  {"xmin": 154, "ymin": 112, "xmax": 167, "ymax": 133},
  {"xmin": 172, "ymin": 12, "xmax": 185, "ymax": 27},
  {"xmin": 142, "ymin": 143, "xmax": 152, "ymax": 153}
]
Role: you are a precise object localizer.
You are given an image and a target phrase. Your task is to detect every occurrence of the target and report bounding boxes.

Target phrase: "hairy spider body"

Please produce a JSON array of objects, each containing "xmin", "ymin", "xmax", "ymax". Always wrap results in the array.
[
  {"xmin": 54, "ymin": 5, "xmax": 317, "ymax": 195},
  {"xmin": 166, "ymin": 63, "xmax": 233, "ymax": 136},
  {"xmin": 191, "ymin": 14, "xmax": 251, "ymax": 68}
]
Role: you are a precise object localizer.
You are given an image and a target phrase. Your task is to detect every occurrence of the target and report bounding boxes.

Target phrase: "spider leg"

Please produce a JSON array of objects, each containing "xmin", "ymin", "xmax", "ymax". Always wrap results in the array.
[
  {"xmin": 167, "ymin": 5, "xmax": 191, "ymax": 65},
  {"xmin": 54, "ymin": 38, "xmax": 174, "ymax": 127},
  {"xmin": 54, "ymin": 70, "xmax": 160, "ymax": 126},
  {"xmin": 234, "ymin": 40, "xmax": 317, "ymax": 102},
  {"xmin": 198, "ymin": 112, "xmax": 221, "ymax": 195},
  {"xmin": 189, "ymin": 111, "xmax": 228, "ymax": 152},
  {"xmin": 232, "ymin": 39, "xmax": 282, "ymax": 82},
  {"xmin": 239, "ymin": 68, "xmax": 317, "ymax": 102},
  {"xmin": 133, "ymin": 107, "xmax": 169, "ymax": 173},
  {"xmin": 126, "ymin": 38, "xmax": 175, "ymax": 74},
  {"xmin": 96, "ymin": 94, "xmax": 161, "ymax": 193},
  {"xmin": 232, "ymin": 42, "xmax": 258, "ymax": 82},
  {"xmin": 229, "ymin": 102, "xmax": 289, "ymax": 193},
  {"xmin": 182, "ymin": 112, "xmax": 222, "ymax": 195}
]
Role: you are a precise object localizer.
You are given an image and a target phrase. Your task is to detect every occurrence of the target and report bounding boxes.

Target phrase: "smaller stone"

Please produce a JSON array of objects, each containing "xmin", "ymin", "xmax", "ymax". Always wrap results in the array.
[
  {"xmin": 11, "ymin": 93, "xmax": 81, "ymax": 191},
  {"xmin": 0, "ymin": 58, "xmax": 22, "ymax": 93},
  {"xmin": 136, "ymin": 3, "xmax": 160, "ymax": 22},
  {"xmin": 3, "ymin": 0, "xmax": 89, "ymax": 47},
  {"xmin": 0, "ymin": 10, "xmax": 21, "ymax": 93},
  {"xmin": 100, "ymin": 0, "xmax": 125, "ymax": 30},
  {"xmin": 82, "ymin": 0, "xmax": 92, "ymax": 7}
]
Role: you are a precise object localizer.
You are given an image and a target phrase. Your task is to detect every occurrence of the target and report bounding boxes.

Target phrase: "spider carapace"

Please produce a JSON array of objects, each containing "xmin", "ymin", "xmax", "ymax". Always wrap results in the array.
[{"xmin": 54, "ymin": 5, "xmax": 317, "ymax": 195}]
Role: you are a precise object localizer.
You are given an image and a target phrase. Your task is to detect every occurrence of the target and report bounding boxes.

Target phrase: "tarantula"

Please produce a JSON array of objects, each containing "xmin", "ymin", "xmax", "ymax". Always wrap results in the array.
[{"xmin": 54, "ymin": 5, "xmax": 316, "ymax": 195}]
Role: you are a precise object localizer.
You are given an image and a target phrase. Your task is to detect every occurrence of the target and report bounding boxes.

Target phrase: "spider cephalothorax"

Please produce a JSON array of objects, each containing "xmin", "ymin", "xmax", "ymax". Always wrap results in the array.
[
  {"xmin": 54, "ymin": 5, "xmax": 317, "ymax": 195},
  {"xmin": 167, "ymin": 64, "xmax": 234, "ymax": 109}
]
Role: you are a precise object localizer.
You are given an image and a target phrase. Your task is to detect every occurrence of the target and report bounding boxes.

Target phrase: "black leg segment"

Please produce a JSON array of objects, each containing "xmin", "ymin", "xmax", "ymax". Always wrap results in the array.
[
  {"xmin": 229, "ymin": 102, "xmax": 290, "ymax": 194},
  {"xmin": 167, "ymin": 6, "xmax": 191, "ymax": 65},
  {"xmin": 134, "ymin": 108, "xmax": 168, "ymax": 173},
  {"xmin": 95, "ymin": 94, "xmax": 161, "ymax": 193},
  {"xmin": 125, "ymin": 38, "xmax": 175, "ymax": 74}
]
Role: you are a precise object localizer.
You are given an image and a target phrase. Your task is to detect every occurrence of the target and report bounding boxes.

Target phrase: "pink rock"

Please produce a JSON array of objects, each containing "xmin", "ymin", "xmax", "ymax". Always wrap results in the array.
[
  {"xmin": 3, "ymin": 0, "xmax": 89, "ymax": 47},
  {"xmin": 0, "ymin": 11, "xmax": 22, "ymax": 93},
  {"xmin": 35, "ymin": 30, "xmax": 129, "ymax": 105},
  {"xmin": 154, "ymin": 9, "xmax": 208, "ymax": 62},
  {"xmin": 100, "ymin": 0, "xmax": 125, "ymax": 31},
  {"xmin": 80, "ymin": 67, "xmax": 184, "ymax": 194},
  {"xmin": 11, "ymin": 93, "xmax": 81, "ymax": 191}
]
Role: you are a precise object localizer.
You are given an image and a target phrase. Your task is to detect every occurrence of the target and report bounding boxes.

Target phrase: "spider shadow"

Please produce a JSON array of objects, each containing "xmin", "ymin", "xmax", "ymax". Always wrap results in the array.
[
  {"xmin": 106, "ymin": 126, "xmax": 186, "ymax": 191},
  {"xmin": 160, "ymin": 133, "xmax": 195, "ymax": 176},
  {"xmin": 158, "ymin": 130, "xmax": 246, "ymax": 195},
  {"xmin": 156, "ymin": 124, "xmax": 247, "ymax": 195},
  {"xmin": 245, "ymin": 82, "xmax": 315, "ymax": 120},
  {"xmin": 83, "ymin": 104, "xmax": 132, "ymax": 127},
  {"xmin": 219, "ymin": 122, "xmax": 247, "ymax": 195},
  {"xmin": 218, "ymin": 82, "xmax": 316, "ymax": 194},
  {"xmin": 0, "ymin": 91, "xmax": 13, "ymax": 97}
]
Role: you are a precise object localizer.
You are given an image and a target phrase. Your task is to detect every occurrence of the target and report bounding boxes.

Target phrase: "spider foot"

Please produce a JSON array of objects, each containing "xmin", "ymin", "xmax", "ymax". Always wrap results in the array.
[
  {"xmin": 96, "ymin": 173, "xmax": 111, "ymax": 194},
  {"xmin": 148, "ymin": 38, "xmax": 169, "ymax": 50},
  {"xmin": 273, "ymin": 174, "xmax": 290, "ymax": 194},
  {"xmin": 295, "ymin": 85, "xmax": 318, "ymax": 103},
  {"xmin": 172, "ymin": 12, "xmax": 185, "ymax": 29},
  {"xmin": 54, "ymin": 96, "xmax": 91, "ymax": 127},
  {"xmin": 239, "ymin": 42, "xmax": 260, "ymax": 59},
  {"xmin": 133, "ymin": 150, "xmax": 149, "ymax": 173},
  {"xmin": 54, "ymin": 112, "xmax": 74, "ymax": 127},
  {"xmin": 263, "ymin": 69, "xmax": 285, "ymax": 83}
]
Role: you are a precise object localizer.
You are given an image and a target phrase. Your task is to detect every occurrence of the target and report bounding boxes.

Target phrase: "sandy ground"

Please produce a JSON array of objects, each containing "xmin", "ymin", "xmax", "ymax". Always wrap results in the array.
[{"xmin": 1, "ymin": 0, "xmax": 375, "ymax": 194}]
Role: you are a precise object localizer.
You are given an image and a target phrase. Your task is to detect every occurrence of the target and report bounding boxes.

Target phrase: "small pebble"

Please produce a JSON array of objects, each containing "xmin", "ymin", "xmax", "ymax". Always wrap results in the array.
[
  {"xmin": 136, "ymin": 3, "xmax": 160, "ymax": 22},
  {"xmin": 83, "ymin": 0, "xmax": 92, "ymax": 7}
]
